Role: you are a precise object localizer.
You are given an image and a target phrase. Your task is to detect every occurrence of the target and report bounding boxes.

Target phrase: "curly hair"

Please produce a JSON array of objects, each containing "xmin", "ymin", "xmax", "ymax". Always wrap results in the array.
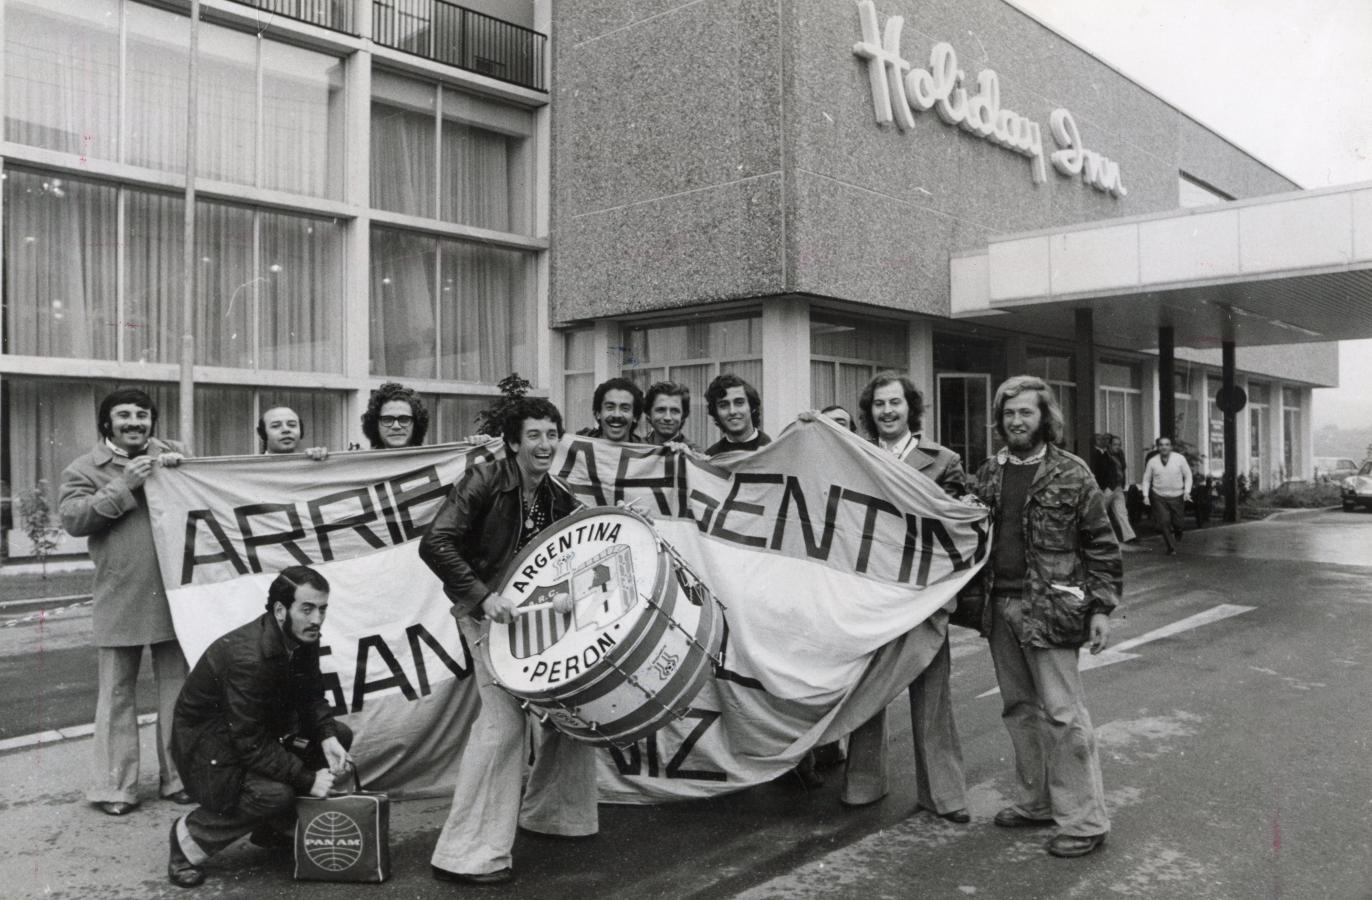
[
  {"xmin": 858, "ymin": 372, "xmax": 923, "ymax": 437},
  {"xmin": 993, "ymin": 375, "xmax": 1065, "ymax": 446},
  {"xmin": 361, "ymin": 382, "xmax": 429, "ymax": 449},
  {"xmin": 704, "ymin": 373, "xmax": 761, "ymax": 430},
  {"xmin": 501, "ymin": 397, "xmax": 564, "ymax": 447}
]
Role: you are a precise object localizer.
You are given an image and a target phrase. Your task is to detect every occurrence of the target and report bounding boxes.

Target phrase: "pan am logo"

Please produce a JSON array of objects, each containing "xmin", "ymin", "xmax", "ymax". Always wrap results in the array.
[{"xmin": 302, "ymin": 811, "xmax": 364, "ymax": 871}]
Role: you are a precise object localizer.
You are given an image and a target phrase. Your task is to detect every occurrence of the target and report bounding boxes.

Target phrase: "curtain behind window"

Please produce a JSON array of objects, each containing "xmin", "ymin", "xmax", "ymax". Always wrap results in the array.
[{"xmin": 3, "ymin": 170, "xmax": 118, "ymax": 359}]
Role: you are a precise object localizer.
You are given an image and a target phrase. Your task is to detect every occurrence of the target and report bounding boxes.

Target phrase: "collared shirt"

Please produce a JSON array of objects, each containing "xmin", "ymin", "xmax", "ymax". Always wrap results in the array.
[
  {"xmin": 104, "ymin": 438, "xmax": 148, "ymax": 459},
  {"xmin": 997, "ymin": 443, "xmax": 1048, "ymax": 467},
  {"xmin": 878, "ymin": 431, "xmax": 920, "ymax": 461}
]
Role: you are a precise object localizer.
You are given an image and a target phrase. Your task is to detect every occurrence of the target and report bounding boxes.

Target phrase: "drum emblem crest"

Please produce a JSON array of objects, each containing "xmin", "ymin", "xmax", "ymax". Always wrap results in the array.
[{"xmin": 508, "ymin": 544, "xmax": 638, "ymax": 659}]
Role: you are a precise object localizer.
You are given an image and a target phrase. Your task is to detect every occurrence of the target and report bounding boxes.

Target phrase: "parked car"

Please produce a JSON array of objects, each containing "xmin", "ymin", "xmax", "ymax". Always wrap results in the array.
[
  {"xmin": 1315, "ymin": 456, "xmax": 1360, "ymax": 483},
  {"xmin": 1340, "ymin": 461, "xmax": 1372, "ymax": 511}
]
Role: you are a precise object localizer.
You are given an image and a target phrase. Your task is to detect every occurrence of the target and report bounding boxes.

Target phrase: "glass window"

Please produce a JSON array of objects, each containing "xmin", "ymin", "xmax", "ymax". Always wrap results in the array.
[
  {"xmin": 196, "ymin": 26, "xmax": 259, "ymax": 185},
  {"xmin": 256, "ymin": 388, "xmax": 349, "ymax": 453},
  {"xmin": 371, "ymin": 72, "xmax": 437, "ymax": 218},
  {"xmin": 619, "ymin": 315, "xmax": 763, "ymax": 448},
  {"xmin": 1247, "ymin": 381, "xmax": 1270, "ymax": 405},
  {"xmin": 809, "ymin": 315, "xmax": 907, "ymax": 424},
  {"xmin": 261, "ymin": 41, "xmax": 346, "ymax": 198},
  {"xmin": 125, "ymin": 188, "xmax": 185, "ymax": 364},
  {"xmin": 4, "ymin": 0, "xmax": 119, "ymax": 161},
  {"xmin": 562, "ymin": 328, "xmax": 596, "ymax": 433},
  {"xmin": 440, "ymin": 87, "xmax": 530, "ymax": 231},
  {"xmin": 431, "ymin": 395, "xmax": 493, "ymax": 443},
  {"xmin": 3, "ymin": 169, "xmax": 118, "ymax": 360},
  {"xmin": 1098, "ymin": 360, "xmax": 1140, "ymax": 390},
  {"xmin": 194, "ymin": 200, "xmax": 255, "ymax": 368},
  {"xmin": 1281, "ymin": 386, "xmax": 1302, "ymax": 408},
  {"xmin": 125, "ymin": 1, "xmax": 190, "ymax": 171},
  {"xmin": 258, "ymin": 212, "xmax": 346, "ymax": 372},
  {"xmin": 370, "ymin": 227, "xmax": 536, "ymax": 384}
]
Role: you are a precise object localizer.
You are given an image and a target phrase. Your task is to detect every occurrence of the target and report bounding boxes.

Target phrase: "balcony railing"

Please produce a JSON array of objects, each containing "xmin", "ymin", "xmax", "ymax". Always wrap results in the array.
[
  {"xmin": 373, "ymin": 0, "xmax": 547, "ymax": 92},
  {"xmin": 232, "ymin": 0, "xmax": 357, "ymax": 34}
]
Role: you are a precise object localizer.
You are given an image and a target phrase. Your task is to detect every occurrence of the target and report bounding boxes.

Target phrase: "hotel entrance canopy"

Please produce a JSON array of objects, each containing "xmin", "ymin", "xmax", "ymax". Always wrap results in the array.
[{"xmin": 950, "ymin": 181, "xmax": 1372, "ymax": 350}]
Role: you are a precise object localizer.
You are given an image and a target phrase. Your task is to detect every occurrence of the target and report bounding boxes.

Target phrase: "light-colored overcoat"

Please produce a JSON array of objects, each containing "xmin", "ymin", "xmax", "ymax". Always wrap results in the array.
[{"xmin": 59, "ymin": 438, "xmax": 187, "ymax": 647}]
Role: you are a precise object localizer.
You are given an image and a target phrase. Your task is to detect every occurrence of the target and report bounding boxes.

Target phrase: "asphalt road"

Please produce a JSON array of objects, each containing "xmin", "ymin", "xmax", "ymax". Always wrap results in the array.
[{"xmin": 3, "ymin": 508, "xmax": 1370, "ymax": 899}]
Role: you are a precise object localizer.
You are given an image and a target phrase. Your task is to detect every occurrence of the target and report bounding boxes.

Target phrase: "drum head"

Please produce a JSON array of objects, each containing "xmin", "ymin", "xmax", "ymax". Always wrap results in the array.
[{"xmin": 487, "ymin": 507, "xmax": 666, "ymax": 695}]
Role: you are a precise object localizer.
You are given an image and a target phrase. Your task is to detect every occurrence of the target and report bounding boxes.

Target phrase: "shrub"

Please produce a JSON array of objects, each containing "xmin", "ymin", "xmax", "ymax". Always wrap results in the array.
[
  {"xmin": 473, "ymin": 373, "xmax": 534, "ymax": 437},
  {"xmin": 18, "ymin": 480, "xmax": 62, "ymax": 578},
  {"xmin": 1245, "ymin": 481, "xmax": 1343, "ymax": 509}
]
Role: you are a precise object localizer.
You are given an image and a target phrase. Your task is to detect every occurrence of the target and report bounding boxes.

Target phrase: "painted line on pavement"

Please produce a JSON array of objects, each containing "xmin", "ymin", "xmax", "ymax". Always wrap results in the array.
[
  {"xmin": 0, "ymin": 712, "xmax": 156, "ymax": 753},
  {"xmin": 977, "ymin": 603, "xmax": 1256, "ymax": 697}
]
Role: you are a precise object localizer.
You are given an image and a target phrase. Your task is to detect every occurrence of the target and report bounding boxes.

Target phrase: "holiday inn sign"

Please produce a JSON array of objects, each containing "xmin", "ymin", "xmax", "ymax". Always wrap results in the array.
[{"xmin": 853, "ymin": 1, "xmax": 1127, "ymax": 198}]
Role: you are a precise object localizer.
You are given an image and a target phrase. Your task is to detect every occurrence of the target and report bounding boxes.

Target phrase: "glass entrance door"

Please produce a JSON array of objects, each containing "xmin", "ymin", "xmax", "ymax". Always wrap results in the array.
[{"xmin": 937, "ymin": 373, "xmax": 992, "ymax": 467}]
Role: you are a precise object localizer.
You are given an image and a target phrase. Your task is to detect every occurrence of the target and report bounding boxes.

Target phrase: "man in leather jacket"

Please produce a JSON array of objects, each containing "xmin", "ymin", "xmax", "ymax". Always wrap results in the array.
[
  {"xmin": 419, "ymin": 397, "xmax": 593, "ymax": 886},
  {"xmin": 167, "ymin": 566, "xmax": 352, "ymax": 887},
  {"xmin": 962, "ymin": 375, "xmax": 1121, "ymax": 859}
]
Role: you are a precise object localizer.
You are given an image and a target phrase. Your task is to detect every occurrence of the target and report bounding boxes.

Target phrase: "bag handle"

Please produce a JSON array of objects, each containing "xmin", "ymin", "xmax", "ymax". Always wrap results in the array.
[{"xmin": 325, "ymin": 759, "xmax": 369, "ymax": 796}]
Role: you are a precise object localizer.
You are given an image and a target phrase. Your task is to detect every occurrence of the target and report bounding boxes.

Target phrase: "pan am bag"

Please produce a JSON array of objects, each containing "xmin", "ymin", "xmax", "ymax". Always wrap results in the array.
[{"xmin": 293, "ymin": 764, "xmax": 390, "ymax": 883}]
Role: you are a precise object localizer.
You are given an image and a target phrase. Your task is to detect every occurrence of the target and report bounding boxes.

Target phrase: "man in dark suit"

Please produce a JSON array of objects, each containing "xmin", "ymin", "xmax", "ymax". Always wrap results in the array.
[{"xmin": 168, "ymin": 566, "xmax": 352, "ymax": 887}]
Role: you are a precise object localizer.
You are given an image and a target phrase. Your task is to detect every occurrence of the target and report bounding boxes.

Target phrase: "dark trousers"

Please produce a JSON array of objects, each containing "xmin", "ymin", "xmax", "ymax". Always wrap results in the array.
[
  {"xmin": 1150, "ymin": 494, "xmax": 1186, "ymax": 552},
  {"xmin": 176, "ymin": 723, "xmax": 353, "ymax": 864}
]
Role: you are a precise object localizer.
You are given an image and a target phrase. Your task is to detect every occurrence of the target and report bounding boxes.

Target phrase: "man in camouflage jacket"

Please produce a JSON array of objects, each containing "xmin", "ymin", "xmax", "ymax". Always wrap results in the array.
[{"xmin": 961, "ymin": 376, "xmax": 1121, "ymax": 859}]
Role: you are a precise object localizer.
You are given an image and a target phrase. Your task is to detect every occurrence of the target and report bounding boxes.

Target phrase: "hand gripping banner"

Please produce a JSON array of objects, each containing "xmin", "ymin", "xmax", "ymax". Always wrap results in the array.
[{"xmin": 144, "ymin": 417, "xmax": 989, "ymax": 802}]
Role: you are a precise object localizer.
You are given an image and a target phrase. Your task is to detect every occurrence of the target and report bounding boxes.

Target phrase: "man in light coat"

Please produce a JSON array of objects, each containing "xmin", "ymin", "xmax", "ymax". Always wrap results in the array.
[
  {"xmin": 841, "ymin": 372, "xmax": 970, "ymax": 821},
  {"xmin": 1142, "ymin": 436, "xmax": 1192, "ymax": 556},
  {"xmin": 60, "ymin": 388, "xmax": 191, "ymax": 816}
]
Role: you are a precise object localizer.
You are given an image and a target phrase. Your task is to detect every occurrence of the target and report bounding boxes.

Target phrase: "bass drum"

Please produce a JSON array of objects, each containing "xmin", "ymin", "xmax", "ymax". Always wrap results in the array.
[{"xmin": 483, "ymin": 506, "xmax": 723, "ymax": 746}]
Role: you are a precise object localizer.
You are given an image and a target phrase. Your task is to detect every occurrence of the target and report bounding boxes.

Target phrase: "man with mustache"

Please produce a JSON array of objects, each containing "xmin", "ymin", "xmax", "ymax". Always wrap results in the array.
[
  {"xmin": 59, "ymin": 388, "xmax": 192, "ymax": 817},
  {"xmin": 257, "ymin": 406, "xmax": 328, "ymax": 460},
  {"xmin": 960, "ymin": 375, "xmax": 1120, "ymax": 858},
  {"xmin": 420, "ymin": 398, "xmax": 594, "ymax": 885},
  {"xmin": 1142, "ymin": 435, "xmax": 1192, "ymax": 556},
  {"xmin": 704, "ymin": 373, "xmax": 770, "ymax": 456},
  {"xmin": 166, "ymin": 566, "xmax": 352, "ymax": 887},
  {"xmin": 842, "ymin": 373, "xmax": 970, "ymax": 822},
  {"xmin": 576, "ymin": 377, "xmax": 644, "ymax": 443}
]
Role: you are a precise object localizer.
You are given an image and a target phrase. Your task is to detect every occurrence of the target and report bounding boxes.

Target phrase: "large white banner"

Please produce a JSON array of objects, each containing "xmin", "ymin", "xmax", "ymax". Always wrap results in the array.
[{"xmin": 145, "ymin": 417, "xmax": 988, "ymax": 802}]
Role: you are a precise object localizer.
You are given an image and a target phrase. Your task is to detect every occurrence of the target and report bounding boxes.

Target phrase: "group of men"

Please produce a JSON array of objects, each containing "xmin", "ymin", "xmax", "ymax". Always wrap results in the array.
[
  {"xmin": 57, "ymin": 366, "xmax": 1121, "ymax": 890},
  {"xmin": 1093, "ymin": 431, "xmax": 1198, "ymax": 557}
]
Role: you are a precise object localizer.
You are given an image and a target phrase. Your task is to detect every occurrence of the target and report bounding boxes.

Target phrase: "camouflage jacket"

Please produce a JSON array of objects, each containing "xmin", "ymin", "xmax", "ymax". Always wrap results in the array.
[{"xmin": 962, "ymin": 443, "xmax": 1122, "ymax": 648}]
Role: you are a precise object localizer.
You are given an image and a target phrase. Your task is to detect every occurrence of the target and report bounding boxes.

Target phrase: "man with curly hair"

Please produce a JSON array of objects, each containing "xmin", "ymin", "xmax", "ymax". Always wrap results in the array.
[{"xmin": 361, "ymin": 382, "xmax": 429, "ymax": 449}]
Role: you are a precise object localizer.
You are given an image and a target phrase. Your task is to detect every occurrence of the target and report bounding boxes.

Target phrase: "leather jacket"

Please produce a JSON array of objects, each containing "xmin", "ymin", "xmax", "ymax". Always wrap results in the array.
[
  {"xmin": 961, "ymin": 444, "xmax": 1122, "ymax": 648},
  {"xmin": 419, "ymin": 458, "xmax": 577, "ymax": 619},
  {"xmin": 171, "ymin": 613, "xmax": 338, "ymax": 812}
]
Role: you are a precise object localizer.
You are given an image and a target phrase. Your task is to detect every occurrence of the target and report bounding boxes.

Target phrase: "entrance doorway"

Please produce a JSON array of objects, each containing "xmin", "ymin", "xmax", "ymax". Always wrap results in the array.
[{"xmin": 937, "ymin": 373, "xmax": 992, "ymax": 467}]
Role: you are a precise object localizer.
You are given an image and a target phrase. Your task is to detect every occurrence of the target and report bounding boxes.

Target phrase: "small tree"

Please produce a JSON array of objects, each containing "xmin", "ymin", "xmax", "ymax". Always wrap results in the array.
[
  {"xmin": 19, "ymin": 480, "xmax": 62, "ymax": 579},
  {"xmin": 473, "ymin": 373, "xmax": 534, "ymax": 438}
]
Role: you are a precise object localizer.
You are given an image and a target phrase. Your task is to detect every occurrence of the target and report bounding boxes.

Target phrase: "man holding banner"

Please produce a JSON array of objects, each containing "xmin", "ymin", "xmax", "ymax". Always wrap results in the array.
[
  {"xmin": 419, "ymin": 398, "xmax": 594, "ymax": 885},
  {"xmin": 963, "ymin": 375, "xmax": 1120, "ymax": 859},
  {"xmin": 842, "ymin": 373, "xmax": 970, "ymax": 822}
]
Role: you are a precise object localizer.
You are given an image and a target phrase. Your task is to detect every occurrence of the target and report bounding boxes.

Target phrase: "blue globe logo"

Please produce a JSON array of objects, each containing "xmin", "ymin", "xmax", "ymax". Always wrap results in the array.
[{"xmin": 302, "ymin": 810, "xmax": 364, "ymax": 872}]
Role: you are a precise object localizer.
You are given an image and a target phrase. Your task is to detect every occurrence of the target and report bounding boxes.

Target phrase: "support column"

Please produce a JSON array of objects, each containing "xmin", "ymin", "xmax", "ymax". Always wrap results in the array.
[
  {"xmin": 1073, "ymin": 309, "xmax": 1096, "ymax": 457},
  {"xmin": 1158, "ymin": 326, "xmax": 1175, "ymax": 443},
  {"xmin": 908, "ymin": 317, "xmax": 935, "ymax": 408},
  {"xmin": 1222, "ymin": 342, "xmax": 1238, "ymax": 523},
  {"xmin": 762, "ymin": 297, "xmax": 810, "ymax": 436}
]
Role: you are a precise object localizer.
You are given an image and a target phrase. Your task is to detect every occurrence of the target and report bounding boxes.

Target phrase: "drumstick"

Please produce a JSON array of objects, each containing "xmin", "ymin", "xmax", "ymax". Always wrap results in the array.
[{"xmin": 513, "ymin": 600, "xmax": 562, "ymax": 616}]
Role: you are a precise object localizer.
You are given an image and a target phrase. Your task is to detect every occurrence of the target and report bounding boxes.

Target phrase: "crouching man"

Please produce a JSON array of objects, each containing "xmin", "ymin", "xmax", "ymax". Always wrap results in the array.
[{"xmin": 167, "ymin": 566, "xmax": 353, "ymax": 887}]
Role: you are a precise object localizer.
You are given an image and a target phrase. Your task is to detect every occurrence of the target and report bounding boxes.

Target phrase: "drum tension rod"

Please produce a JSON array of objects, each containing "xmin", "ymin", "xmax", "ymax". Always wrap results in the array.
[
  {"xmin": 601, "ymin": 656, "xmax": 687, "ymax": 722},
  {"xmin": 638, "ymin": 591, "xmax": 725, "ymax": 669}
]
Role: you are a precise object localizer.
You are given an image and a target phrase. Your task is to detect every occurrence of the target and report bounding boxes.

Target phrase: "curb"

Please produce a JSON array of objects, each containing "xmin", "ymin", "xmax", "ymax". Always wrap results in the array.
[{"xmin": 0, "ymin": 712, "xmax": 157, "ymax": 754}]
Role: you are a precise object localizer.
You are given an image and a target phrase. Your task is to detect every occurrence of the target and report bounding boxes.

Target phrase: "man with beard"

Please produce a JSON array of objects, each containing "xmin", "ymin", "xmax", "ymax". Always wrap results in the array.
[
  {"xmin": 167, "ymin": 566, "xmax": 352, "ymax": 887},
  {"xmin": 841, "ymin": 373, "xmax": 969, "ymax": 821},
  {"xmin": 420, "ymin": 398, "xmax": 594, "ymax": 885},
  {"xmin": 704, "ymin": 374, "xmax": 770, "ymax": 456},
  {"xmin": 640, "ymin": 381, "xmax": 699, "ymax": 450},
  {"xmin": 60, "ymin": 388, "xmax": 191, "ymax": 817},
  {"xmin": 576, "ymin": 377, "xmax": 643, "ymax": 443},
  {"xmin": 1142, "ymin": 436, "xmax": 1192, "ymax": 556},
  {"xmin": 961, "ymin": 375, "xmax": 1120, "ymax": 858},
  {"xmin": 361, "ymin": 382, "xmax": 430, "ymax": 449},
  {"xmin": 257, "ymin": 406, "xmax": 328, "ymax": 460}
]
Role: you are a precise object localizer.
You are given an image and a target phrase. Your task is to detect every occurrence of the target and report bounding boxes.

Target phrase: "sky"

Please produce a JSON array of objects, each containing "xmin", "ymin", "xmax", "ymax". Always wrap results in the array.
[{"xmin": 1008, "ymin": 0, "xmax": 1372, "ymax": 431}]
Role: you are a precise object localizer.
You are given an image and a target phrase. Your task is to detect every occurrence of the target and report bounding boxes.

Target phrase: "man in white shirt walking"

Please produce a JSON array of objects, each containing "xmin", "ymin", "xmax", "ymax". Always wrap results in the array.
[{"xmin": 1142, "ymin": 437, "xmax": 1192, "ymax": 556}]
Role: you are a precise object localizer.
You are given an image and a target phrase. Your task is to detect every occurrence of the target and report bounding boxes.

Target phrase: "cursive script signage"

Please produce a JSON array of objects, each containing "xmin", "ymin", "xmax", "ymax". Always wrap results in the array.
[{"xmin": 852, "ymin": 1, "xmax": 1126, "ymax": 198}]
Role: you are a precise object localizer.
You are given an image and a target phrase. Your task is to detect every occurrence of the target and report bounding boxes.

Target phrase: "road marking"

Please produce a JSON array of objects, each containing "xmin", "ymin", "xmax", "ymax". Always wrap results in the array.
[{"xmin": 978, "ymin": 604, "xmax": 1255, "ymax": 697}]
